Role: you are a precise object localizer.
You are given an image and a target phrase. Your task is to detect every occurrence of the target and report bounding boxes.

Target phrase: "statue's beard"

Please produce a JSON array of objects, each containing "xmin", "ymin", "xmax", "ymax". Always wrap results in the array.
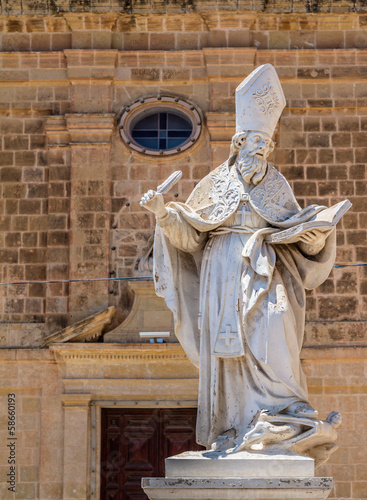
[{"xmin": 236, "ymin": 154, "xmax": 267, "ymax": 185}]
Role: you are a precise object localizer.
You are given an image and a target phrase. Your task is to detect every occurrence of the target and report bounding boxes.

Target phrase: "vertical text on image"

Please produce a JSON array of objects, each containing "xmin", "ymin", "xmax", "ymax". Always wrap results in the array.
[{"xmin": 7, "ymin": 393, "xmax": 16, "ymax": 493}]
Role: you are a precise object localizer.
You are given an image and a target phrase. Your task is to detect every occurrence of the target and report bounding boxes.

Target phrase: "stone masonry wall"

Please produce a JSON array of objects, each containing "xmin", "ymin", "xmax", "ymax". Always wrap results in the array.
[
  {"xmin": 0, "ymin": 350, "xmax": 64, "ymax": 500},
  {"xmin": 0, "ymin": 12, "xmax": 365, "ymax": 332},
  {"xmin": 108, "ymin": 46, "xmax": 367, "ymax": 331},
  {"xmin": 0, "ymin": 12, "xmax": 367, "ymax": 52}
]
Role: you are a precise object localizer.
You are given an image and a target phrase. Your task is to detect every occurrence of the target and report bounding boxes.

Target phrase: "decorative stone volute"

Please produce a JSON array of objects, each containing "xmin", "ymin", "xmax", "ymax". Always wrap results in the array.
[
  {"xmin": 42, "ymin": 306, "xmax": 116, "ymax": 345},
  {"xmin": 104, "ymin": 280, "xmax": 175, "ymax": 343}
]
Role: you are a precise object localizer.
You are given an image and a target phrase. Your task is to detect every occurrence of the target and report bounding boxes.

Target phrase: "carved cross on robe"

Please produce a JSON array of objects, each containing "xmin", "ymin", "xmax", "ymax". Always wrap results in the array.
[
  {"xmin": 239, "ymin": 193, "xmax": 251, "ymax": 226},
  {"xmin": 219, "ymin": 325, "xmax": 237, "ymax": 346}
]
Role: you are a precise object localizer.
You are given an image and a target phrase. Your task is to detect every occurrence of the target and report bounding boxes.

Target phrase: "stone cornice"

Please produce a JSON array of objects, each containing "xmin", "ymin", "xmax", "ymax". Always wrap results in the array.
[
  {"xmin": 50, "ymin": 343, "xmax": 190, "ymax": 363},
  {"xmin": 0, "ymin": 7, "xmax": 364, "ymax": 19},
  {"xmin": 48, "ymin": 342, "xmax": 367, "ymax": 365}
]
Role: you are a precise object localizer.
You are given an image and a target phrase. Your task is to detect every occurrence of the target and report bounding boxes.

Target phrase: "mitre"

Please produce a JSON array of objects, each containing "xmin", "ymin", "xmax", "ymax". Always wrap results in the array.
[{"xmin": 236, "ymin": 63, "xmax": 286, "ymax": 138}]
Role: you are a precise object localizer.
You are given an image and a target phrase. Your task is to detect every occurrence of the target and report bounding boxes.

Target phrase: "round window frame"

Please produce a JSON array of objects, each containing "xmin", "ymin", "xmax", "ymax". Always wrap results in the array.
[{"xmin": 119, "ymin": 96, "xmax": 202, "ymax": 156}]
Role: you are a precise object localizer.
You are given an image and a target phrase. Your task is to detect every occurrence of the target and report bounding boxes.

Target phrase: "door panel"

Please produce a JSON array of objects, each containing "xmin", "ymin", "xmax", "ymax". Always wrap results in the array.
[
  {"xmin": 161, "ymin": 409, "xmax": 198, "ymax": 473},
  {"xmin": 101, "ymin": 408, "xmax": 202, "ymax": 500}
]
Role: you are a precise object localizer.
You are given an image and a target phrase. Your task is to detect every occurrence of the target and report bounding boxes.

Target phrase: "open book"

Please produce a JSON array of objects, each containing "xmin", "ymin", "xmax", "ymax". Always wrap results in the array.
[{"xmin": 266, "ymin": 200, "xmax": 352, "ymax": 244}]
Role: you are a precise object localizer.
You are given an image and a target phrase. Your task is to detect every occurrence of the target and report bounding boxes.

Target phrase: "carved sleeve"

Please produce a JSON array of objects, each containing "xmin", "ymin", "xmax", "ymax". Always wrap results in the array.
[{"xmin": 157, "ymin": 207, "xmax": 207, "ymax": 253}]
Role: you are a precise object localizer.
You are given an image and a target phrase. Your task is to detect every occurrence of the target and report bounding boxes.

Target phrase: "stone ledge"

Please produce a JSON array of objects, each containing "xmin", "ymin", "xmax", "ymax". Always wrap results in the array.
[
  {"xmin": 142, "ymin": 477, "xmax": 333, "ymax": 500},
  {"xmin": 50, "ymin": 342, "xmax": 189, "ymax": 362},
  {"xmin": 0, "ymin": 3, "xmax": 365, "ymax": 16},
  {"xmin": 47, "ymin": 342, "xmax": 367, "ymax": 364},
  {"xmin": 0, "ymin": 343, "xmax": 365, "ymax": 363}
]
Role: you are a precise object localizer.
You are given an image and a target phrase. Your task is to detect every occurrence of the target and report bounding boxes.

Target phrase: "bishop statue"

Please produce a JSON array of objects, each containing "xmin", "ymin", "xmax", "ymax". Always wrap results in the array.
[{"xmin": 140, "ymin": 64, "xmax": 347, "ymax": 462}]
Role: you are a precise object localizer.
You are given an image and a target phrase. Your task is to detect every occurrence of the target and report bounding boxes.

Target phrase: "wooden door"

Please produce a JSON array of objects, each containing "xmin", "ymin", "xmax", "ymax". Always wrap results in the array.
[{"xmin": 100, "ymin": 407, "xmax": 202, "ymax": 500}]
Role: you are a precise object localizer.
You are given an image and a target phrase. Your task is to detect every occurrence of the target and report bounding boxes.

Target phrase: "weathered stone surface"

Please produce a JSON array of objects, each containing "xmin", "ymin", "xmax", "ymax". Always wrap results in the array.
[
  {"xmin": 142, "ymin": 477, "xmax": 333, "ymax": 500},
  {"xmin": 304, "ymin": 320, "xmax": 367, "ymax": 345},
  {"xmin": 42, "ymin": 305, "xmax": 116, "ymax": 345},
  {"xmin": 104, "ymin": 280, "xmax": 175, "ymax": 344},
  {"xmin": 0, "ymin": 0, "xmax": 365, "ymax": 15}
]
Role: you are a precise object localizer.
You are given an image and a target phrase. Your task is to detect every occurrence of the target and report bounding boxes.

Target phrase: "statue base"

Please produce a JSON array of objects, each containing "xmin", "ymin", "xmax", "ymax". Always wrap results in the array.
[
  {"xmin": 142, "ymin": 451, "xmax": 332, "ymax": 500},
  {"xmin": 142, "ymin": 477, "xmax": 332, "ymax": 500},
  {"xmin": 165, "ymin": 449, "xmax": 314, "ymax": 478}
]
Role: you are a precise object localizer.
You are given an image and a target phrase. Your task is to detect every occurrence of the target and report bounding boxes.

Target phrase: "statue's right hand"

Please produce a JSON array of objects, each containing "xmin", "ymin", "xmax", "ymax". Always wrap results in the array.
[{"xmin": 140, "ymin": 190, "xmax": 168, "ymax": 219}]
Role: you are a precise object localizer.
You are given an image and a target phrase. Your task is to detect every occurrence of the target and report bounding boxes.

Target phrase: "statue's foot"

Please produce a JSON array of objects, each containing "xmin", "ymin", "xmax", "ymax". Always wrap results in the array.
[
  {"xmin": 210, "ymin": 429, "xmax": 236, "ymax": 452},
  {"xmin": 284, "ymin": 402, "xmax": 318, "ymax": 419}
]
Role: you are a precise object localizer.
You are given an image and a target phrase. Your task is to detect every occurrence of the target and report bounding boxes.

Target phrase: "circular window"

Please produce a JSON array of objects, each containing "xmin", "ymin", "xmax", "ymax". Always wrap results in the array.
[{"xmin": 119, "ymin": 96, "xmax": 202, "ymax": 156}]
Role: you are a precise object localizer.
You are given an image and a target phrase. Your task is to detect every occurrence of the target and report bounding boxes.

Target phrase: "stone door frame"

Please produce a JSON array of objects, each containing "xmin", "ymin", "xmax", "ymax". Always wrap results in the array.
[
  {"xmin": 51, "ymin": 343, "xmax": 199, "ymax": 500},
  {"xmin": 93, "ymin": 400, "xmax": 199, "ymax": 500}
]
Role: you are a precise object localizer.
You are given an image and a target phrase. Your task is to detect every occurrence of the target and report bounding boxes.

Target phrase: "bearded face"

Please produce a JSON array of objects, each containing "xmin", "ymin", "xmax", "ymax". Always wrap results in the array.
[{"xmin": 235, "ymin": 131, "xmax": 274, "ymax": 185}]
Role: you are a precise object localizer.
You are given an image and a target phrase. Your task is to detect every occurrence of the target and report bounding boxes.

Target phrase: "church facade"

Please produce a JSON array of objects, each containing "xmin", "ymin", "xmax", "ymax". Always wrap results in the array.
[{"xmin": 0, "ymin": 1, "xmax": 366, "ymax": 498}]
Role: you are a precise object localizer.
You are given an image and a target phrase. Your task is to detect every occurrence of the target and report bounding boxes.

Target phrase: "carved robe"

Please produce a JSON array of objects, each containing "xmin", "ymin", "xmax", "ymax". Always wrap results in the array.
[{"xmin": 154, "ymin": 162, "xmax": 336, "ymax": 448}]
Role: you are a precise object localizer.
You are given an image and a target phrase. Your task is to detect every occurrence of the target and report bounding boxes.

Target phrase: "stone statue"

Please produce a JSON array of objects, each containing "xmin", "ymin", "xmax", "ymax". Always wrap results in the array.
[{"xmin": 140, "ymin": 64, "xmax": 346, "ymax": 462}]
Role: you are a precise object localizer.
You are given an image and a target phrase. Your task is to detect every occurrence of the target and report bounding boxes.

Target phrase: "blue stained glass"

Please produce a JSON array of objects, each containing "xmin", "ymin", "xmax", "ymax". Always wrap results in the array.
[{"xmin": 131, "ymin": 111, "xmax": 193, "ymax": 151}]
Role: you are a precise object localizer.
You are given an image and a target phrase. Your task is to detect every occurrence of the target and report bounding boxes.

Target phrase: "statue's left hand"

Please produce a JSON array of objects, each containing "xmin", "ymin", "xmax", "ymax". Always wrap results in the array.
[
  {"xmin": 297, "ymin": 229, "xmax": 331, "ymax": 256},
  {"xmin": 298, "ymin": 229, "xmax": 327, "ymax": 246}
]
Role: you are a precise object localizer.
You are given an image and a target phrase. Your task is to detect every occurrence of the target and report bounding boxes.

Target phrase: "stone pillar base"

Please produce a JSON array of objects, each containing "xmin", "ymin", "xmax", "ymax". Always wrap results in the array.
[
  {"xmin": 142, "ymin": 451, "xmax": 332, "ymax": 500},
  {"xmin": 142, "ymin": 477, "xmax": 332, "ymax": 500}
]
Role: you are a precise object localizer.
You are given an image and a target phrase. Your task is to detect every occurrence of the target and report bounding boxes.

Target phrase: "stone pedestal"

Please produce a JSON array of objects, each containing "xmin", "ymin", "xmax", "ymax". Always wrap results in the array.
[
  {"xmin": 142, "ymin": 477, "xmax": 332, "ymax": 500},
  {"xmin": 142, "ymin": 451, "xmax": 333, "ymax": 500},
  {"xmin": 165, "ymin": 450, "xmax": 314, "ymax": 478}
]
